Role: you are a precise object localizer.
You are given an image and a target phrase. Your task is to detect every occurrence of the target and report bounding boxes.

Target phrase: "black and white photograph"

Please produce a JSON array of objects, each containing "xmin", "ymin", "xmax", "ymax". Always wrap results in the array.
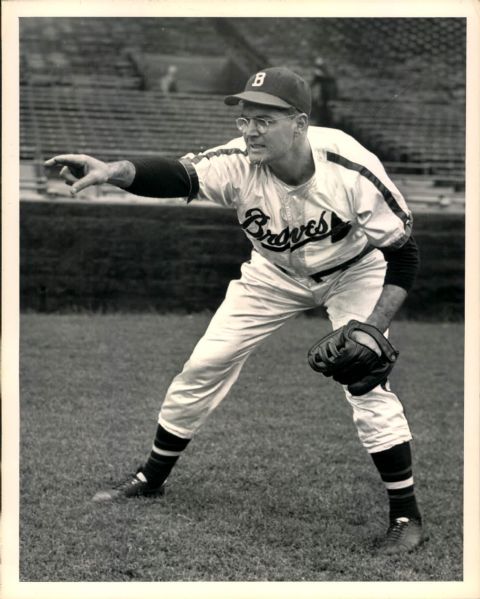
[{"xmin": 2, "ymin": 1, "xmax": 479, "ymax": 597}]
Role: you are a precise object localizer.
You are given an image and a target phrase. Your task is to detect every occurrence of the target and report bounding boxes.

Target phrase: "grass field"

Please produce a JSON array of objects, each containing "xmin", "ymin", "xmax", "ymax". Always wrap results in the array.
[{"xmin": 19, "ymin": 313, "xmax": 464, "ymax": 582}]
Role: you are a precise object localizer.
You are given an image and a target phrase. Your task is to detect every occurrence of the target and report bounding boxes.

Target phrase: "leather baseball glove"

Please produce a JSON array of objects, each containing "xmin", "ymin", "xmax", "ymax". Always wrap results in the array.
[{"xmin": 307, "ymin": 320, "xmax": 399, "ymax": 396}]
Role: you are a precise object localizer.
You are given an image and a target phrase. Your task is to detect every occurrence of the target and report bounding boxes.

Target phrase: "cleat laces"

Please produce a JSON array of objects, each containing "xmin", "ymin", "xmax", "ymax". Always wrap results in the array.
[
  {"xmin": 113, "ymin": 471, "xmax": 145, "ymax": 490},
  {"xmin": 386, "ymin": 517, "xmax": 410, "ymax": 543}
]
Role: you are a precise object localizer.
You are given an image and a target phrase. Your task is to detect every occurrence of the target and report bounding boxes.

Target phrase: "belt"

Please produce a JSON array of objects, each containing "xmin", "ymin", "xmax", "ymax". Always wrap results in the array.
[{"xmin": 275, "ymin": 244, "xmax": 376, "ymax": 282}]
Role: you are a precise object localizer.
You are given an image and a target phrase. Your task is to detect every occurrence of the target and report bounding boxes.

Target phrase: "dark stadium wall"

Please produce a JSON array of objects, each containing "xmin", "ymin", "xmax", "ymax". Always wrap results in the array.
[{"xmin": 20, "ymin": 202, "xmax": 464, "ymax": 320}]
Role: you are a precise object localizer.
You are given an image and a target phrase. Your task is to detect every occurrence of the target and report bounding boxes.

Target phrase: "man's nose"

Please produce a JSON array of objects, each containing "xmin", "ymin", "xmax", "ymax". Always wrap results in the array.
[{"xmin": 245, "ymin": 119, "xmax": 260, "ymax": 136}]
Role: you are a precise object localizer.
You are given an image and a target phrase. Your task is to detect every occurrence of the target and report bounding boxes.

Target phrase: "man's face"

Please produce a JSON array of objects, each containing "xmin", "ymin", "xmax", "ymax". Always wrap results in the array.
[{"xmin": 239, "ymin": 103, "xmax": 298, "ymax": 166}]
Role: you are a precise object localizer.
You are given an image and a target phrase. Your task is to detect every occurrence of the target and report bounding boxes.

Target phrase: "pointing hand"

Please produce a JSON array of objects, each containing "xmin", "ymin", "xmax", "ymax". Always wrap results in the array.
[{"xmin": 44, "ymin": 154, "xmax": 110, "ymax": 196}]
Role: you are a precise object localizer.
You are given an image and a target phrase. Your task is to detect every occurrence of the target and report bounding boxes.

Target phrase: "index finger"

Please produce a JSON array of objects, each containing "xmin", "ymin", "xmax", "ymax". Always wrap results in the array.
[{"xmin": 44, "ymin": 154, "xmax": 86, "ymax": 167}]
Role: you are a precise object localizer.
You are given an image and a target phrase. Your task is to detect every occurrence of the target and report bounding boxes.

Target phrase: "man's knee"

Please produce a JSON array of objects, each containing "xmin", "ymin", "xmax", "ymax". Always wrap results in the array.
[
  {"xmin": 344, "ymin": 384, "xmax": 412, "ymax": 452},
  {"xmin": 186, "ymin": 343, "xmax": 247, "ymax": 375}
]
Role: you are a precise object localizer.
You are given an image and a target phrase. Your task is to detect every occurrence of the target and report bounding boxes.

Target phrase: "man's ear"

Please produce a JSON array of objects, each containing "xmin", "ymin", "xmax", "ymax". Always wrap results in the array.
[{"xmin": 295, "ymin": 113, "xmax": 309, "ymax": 134}]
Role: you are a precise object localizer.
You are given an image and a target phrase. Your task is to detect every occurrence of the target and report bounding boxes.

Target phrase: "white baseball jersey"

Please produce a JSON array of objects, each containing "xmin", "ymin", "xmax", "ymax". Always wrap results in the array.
[
  {"xmin": 157, "ymin": 128, "xmax": 415, "ymax": 449},
  {"xmin": 182, "ymin": 127, "xmax": 412, "ymax": 278}
]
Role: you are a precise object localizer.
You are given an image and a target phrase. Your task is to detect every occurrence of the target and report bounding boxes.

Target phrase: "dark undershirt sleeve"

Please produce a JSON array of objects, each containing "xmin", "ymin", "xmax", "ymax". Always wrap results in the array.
[
  {"xmin": 379, "ymin": 234, "xmax": 420, "ymax": 291},
  {"xmin": 124, "ymin": 157, "xmax": 199, "ymax": 202}
]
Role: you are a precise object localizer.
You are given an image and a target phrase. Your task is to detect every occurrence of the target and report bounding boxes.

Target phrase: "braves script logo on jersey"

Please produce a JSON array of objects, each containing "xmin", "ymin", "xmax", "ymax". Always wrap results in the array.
[{"xmin": 241, "ymin": 208, "xmax": 352, "ymax": 252}]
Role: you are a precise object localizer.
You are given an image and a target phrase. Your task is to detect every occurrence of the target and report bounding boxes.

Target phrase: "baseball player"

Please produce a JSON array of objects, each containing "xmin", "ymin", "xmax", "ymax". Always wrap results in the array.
[{"xmin": 46, "ymin": 67, "xmax": 424, "ymax": 555}]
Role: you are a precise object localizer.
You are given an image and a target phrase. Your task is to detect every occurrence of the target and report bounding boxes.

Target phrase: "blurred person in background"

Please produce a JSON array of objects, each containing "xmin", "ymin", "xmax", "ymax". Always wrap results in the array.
[
  {"xmin": 310, "ymin": 56, "xmax": 338, "ymax": 127},
  {"xmin": 159, "ymin": 64, "xmax": 178, "ymax": 93}
]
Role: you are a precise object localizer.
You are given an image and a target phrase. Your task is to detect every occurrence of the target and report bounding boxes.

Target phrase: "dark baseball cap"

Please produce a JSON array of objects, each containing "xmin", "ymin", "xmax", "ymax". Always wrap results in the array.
[{"xmin": 225, "ymin": 67, "xmax": 311, "ymax": 115}]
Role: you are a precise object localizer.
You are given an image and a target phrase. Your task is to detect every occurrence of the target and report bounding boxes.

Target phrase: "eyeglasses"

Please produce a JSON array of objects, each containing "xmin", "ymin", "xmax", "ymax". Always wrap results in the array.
[{"xmin": 235, "ymin": 114, "xmax": 296, "ymax": 134}]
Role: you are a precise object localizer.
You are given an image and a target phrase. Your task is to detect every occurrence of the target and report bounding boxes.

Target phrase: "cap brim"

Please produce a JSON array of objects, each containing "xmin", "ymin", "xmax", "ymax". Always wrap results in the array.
[{"xmin": 224, "ymin": 91, "xmax": 292, "ymax": 110}]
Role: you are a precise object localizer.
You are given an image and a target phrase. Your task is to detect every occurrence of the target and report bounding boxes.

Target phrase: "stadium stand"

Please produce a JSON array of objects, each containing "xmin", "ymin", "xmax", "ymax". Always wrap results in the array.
[
  {"xmin": 19, "ymin": 17, "xmax": 466, "ymax": 212},
  {"xmin": 20, "ymin": 17, "xmax": 226, "ymax": 81},
  {"xmin": 20, "ymin": 87, "xmax": 239, "ymax": 161},
  {"xmin": 231, "ymin": 18, "xmax": 465, "ymax": 80},
  {"xmin": 331, "ymin": 101, "xmax": 465, "ymax": 170}
]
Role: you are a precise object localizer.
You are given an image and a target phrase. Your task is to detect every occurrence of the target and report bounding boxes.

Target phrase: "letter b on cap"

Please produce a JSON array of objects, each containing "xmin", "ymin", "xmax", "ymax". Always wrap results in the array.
[{"xmin": 252, "ymin": 72, "xmax": 266, "ymax": 87}]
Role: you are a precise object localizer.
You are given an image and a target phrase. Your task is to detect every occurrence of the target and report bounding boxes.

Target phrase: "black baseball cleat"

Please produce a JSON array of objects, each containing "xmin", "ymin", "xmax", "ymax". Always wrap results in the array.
[
  {"xmin": 92, "ymin": 470, "xmax": 166, "ymax": 502},
  {"xmin": 382, "ymin": 517, "xmax": 425, "ymax": 555}
]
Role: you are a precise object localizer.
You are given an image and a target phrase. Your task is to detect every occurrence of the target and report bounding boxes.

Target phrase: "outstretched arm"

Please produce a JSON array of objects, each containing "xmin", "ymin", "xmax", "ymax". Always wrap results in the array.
[{"xmin": 45, "ymin": 154, "xmax": 198, "ymax": 200}]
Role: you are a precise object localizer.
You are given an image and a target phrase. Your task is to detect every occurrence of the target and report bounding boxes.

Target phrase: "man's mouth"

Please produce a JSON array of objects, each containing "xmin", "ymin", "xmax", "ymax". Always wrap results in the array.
[{"xmin": 248, "ymin": 143, "xmax": 265, "ymax": 151}]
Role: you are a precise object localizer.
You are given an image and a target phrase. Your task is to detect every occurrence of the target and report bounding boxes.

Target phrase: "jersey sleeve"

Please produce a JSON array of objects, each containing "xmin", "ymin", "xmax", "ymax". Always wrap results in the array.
[
  {"xmin": 180, "ymin": 138, "xmax": 249, "ymax": 208},
  {"xmin": 380, "ymin": 234, "xmax": 420, "ymax": 291},
  {"xmin": 353, "ymin": 154, "xmax": 413, "ymax": 248},
  {"xmin": 326, "ymin": 131, "xmax": 413, "ymax": 249},
  {"xmin": 349, "ymin": 151, "xmax": 413, "ymax": 249}
]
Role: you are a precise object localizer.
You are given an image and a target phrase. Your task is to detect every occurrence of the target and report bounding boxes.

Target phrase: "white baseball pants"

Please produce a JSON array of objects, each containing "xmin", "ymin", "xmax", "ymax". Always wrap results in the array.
[{"xmin": 158, "ymin": 249, "xmax": 412, "ymax": 453}]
